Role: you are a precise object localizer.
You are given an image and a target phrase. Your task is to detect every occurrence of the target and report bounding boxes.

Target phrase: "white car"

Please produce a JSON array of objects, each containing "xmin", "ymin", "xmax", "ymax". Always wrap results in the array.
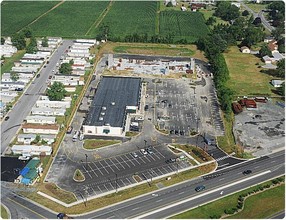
[
  {"xmin": 140, "ymin": 149, "xmax": 147, "ymax": 155},
  {"xmin": 131, "ymin": 152, "xmax": 138, "ymax": 158}
]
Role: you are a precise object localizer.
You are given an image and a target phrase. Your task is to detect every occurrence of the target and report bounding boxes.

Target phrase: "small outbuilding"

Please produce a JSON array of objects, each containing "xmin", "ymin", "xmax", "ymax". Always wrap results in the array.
[
  {"xmin": 271, "ymin": 79, "xmax": 284, "ymax": 88},
  {"xmin": 240, "ymin": 46, "xmax": 251, "ymax": 54}
]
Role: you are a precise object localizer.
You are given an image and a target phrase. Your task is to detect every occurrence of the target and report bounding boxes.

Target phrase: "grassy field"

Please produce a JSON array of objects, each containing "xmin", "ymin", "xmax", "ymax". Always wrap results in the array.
[
  {"xmin": 228, "ymin": 184, "xmax": 285, "ymax": 219},
  {"xmin": 159, "ymin": 11, "xmax": 209, "ymax": 42},
  {"xmin": 1, "ymin": 50, "xmax": 26, "ymax": 75},
  {"xmin": 199, "ymin": 9, "xmax": 229, "ymax": 27},
  {"xmin": 1, "ymin": 205, "xmax": 9, "ymax": 219},
  {"xmin": 28, "ymin": 1, "xmax": 109, "ymax": 38},
  {"xmin": 171, "ymin": 181, "xmax": 284, "ymax": 219},
  {"xmin": 245, "ymin": 3, "xmax": 268, "ymax": 13},
  {"xmin": 83, "ymin": 139, "xmax": 121, "ymax": 149},
  {"xmin": 1, "ymin": 1, "xmax": 59, "ymax": 36},
  {"xmin": 90, "ymin": 1, "xmax": 157, "ymax": 38},
  {"xmin": 224, "ymin": 46, "xmax": 277, "ymax": 96}
]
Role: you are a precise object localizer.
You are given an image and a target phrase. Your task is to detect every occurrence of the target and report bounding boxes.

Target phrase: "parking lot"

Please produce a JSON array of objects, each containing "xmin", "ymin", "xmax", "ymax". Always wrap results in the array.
[
  {"xmin": 145, "ymin": 78, "xmax": 199, "ymax": 136},
  {"xmin": 74, "ymin": 145, "xmax": 191, "ymax": 198}
]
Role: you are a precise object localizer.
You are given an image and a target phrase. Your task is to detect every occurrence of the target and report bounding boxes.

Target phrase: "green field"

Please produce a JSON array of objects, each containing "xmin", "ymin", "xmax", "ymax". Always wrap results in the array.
[
  {"xmin": 245, "ymin": 3, "xmax": 268, "ymax": 13},
  {"xmin": 1, "ymin": 1, "xmax": 59, "ymax": 35},
  {"xmin": 28, "ymin": 1, "xmax": 109, "ymax": 38},
  {"xmin": 90, "ymin": 1, "xmax": 158, "ymax": 38},
  {"xmin": 159, "ymin": 11, "xmax": 209, "ymax": 42}
]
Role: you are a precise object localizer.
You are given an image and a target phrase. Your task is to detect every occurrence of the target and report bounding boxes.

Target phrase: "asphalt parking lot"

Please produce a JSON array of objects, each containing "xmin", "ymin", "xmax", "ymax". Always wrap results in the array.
[{"xmin": 74, "ymin": 145, "xmax": 190, "ymax": 198}]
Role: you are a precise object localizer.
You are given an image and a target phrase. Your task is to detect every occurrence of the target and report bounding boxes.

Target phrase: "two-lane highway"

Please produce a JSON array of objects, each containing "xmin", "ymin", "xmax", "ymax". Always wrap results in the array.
[{"xmin": 1, "ymin": 40, "xmax": 73, "ymax": 154}]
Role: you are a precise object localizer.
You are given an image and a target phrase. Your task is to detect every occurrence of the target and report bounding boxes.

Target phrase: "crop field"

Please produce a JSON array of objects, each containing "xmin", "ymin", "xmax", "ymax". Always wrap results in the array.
[
  {"xmin": 1, "ymin": 1, "xmax": 59, "ymax": 36},
  {"xmin": 28, "ymin": 1, "xmax": 109, "ymax": 38},
  {"xmin": 89, "ymin": 1, "xmax": 158, "ymax": 38},
  {"xmin": 159, "ymin": 11, "xmax": 209, "ymax": 42}
]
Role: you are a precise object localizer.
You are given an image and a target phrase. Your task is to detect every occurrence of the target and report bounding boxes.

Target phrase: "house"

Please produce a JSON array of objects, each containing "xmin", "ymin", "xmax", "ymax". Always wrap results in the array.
[
  {"xmin": 271, "ymin": 79, "xmax": 284, "ymax": 87},
  {"xmin": 0, "ymin": 45, "xmax": 17, "ymax": 57},
  {"xmin": 12, "ymin": 66, "xmax": 37, "ymax": 73},
  {"xmin": 25, "ymin": 115, "xmax": 56, "ymax": 124},
  {"xmin": 268, "ymin": 40, "xmax": 278, "ymax": 52},
  {"xmin": 35, "ymin": 96, "xmax": 71, "ymax": 109},
  {"xmin": 240, "ymin": 46, "xmax": 251, "ymax": 54},
  {"xmin": 17, "ymin": 134, "xmax": 55, "ymax": 145},
  {"xmin": 239, "ymin": 99, "xmax": 257, "ymax": 109},
  {"xmin": 264, "ymin": 36, "xmax": 275, "ymax": 43},
  {"xmin": 22, "ymin": 123, "xmax": 60, "ymax": 135},
  {"xmin": 15, "ymin": 158, "xmax": 42, "ymax": 185},
  {"xmin": 31, "ymin": 107, "xmax": 65, "ymax": 116},
  {"xmin": 11, "ymin": 145, "xmax": 52, "ymax": 156},
  {"xmin": 0, "ymin": 81, "xmax": 25, "ymax": 91},
  {"xmin": 272, "ymin": 51, "xmax": 285, "ymax": 61},
  {"xmin": 262, "ymin": 55, "xmax": 272, "ymax": 64},
  {"xmin": 231, "ymin": 2, "xmax": 241, "ymax": 8}
]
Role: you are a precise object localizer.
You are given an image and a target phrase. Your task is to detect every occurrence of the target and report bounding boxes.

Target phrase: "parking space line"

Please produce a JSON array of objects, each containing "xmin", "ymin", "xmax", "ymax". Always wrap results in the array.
[
  {"xmin": 120, "ymin": 179, "xmax": 126, "ymax": 186},
  {"xmin": 154, "ymin": 149, "xmax": 165, "ymax": 158},
  {"xmin": 88, "ymin": 164, "xmax": 98, "ymax": 177},
  {"xmin": 82, "ymin": 165, "xmax": 93, "ymax": 178},
  {"xmin": 97, "ymin": 185, "xmax": 103, "ymax": 193},
  {"xmin": 93, "ymin": 163, "xmax": 105, "ymax": 175},
  {"xmin": 102, "ymin": 160, "xmax": 115, "ymax": 172},
  {"xmin": 108, "ymin": 159, "xmax": 120, "ymax": 170},
  {"xmin": 114, "ymin": 157, "xmax": 126, "ymax": 169},
  {"xmin": 157, "ymin": 168, "xmax": 164, "ymax": 175},
  {"xmin": 161, "ymin": 166, "xmax": 169, "ymax": 173},
  {"xmin": 123, "ymin": 155, "xmax": 136, "ymax": 166},
  {"xmin": 126, "ymin": 178, "xmax": 132, "ymax": 184},
  {"xmin": 133, "ymin": 157, "xmax": 141, "ymax": 165},
  {"xmin": 138, "ymin": 156, "xmax": 146, "ymax": 164},
  {"xmin": 99, "ymin": 161, "xmax": 110, "ymax": 174},
  {"xmin": 109, "ymin": 182, "xmax": 115, "ymax": 190},
  {"xmin": 119, "ymin": 156, "xmax": 131, "ymax": 168},
  {"xmin": 147, "ymin": 154, "xmax": 156, "ymax": 161},
  {"xmin": 152, "ymin": 152, "xmax": 161, "ymax": 160},
  {"xmin": 90, "ymin": 186, "xmax": 96, "ymax": 195}
]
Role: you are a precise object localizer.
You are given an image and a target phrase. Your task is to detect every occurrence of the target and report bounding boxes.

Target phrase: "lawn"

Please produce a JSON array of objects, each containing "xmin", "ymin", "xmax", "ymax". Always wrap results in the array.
[
  {"xmin": 1, "ymin": 50, "xmax": 26, "ymax": 75},
  {"xmin": 199, "ymin": 9, "xmax": 229, "ymax": 27},
  {"xmin": 224, "ymin": 46, "xmax": 277, "ymax": 96},
  {"xmin": 28, "ymin": 1, "xmax": 109, "ymax": 38},
  {"xmin": 1, "ymin": 1, "xmax": 59, "ymax": 36},
  {"xmin": 1, "ymin": 205, "xmax": 9, "ymax": 219},
  {"xmin": 228, "ymin": 184, "xmax": 285, "ymax": 219},
  {"xmin": 245, "ymin": 3, "xmax": 269, "ymax": 13},
  {"xmin": 83, "ymin": 139, "xmax": 121, "ymax": 149},
  {"xmin": 159, "ymin": 11, "xmax": 209, "ymax": 43},
  {"xmin": 171, "ymin": 180, "xmax": 284, "ymax": 219},
  {"xmin": 90, "ymin": 1, "xmax": 157, "ymax": 38}
]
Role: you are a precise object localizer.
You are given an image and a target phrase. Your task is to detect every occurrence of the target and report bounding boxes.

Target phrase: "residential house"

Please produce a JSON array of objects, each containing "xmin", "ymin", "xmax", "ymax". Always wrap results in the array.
[
  {"xmin": 15, "ymin": 158, "xmax": 42, "ymax": 185},
  {"xmin": 11, "ymin": 145, "xmax": 52, "ymax": 156},
  {"xmin": 231, "ymin": 2, "xmax": 241, "ymax": 8},
  {"xmin": 22, "ymin": 123, "xmax": 60, "ymax": 135},
  {"xmin": 0, "ymin": 45, "xmax": 17, "ymax": 57},
  {"xmin": 25, "ymin": 115, "xmax": 56, "ymax": 124},
  {"xmin": 271, "ymin": 79, "xmax": 284, "ymax": 87},
  {"xmin": 35, "ymin": 96, "xmax": 71, "ymax": 109},
  {"xmin": 240, "ymin": 46, "xmax": 251, "ymax": 53},
  {"xmin": 12, "ymin": 66, "xmax": 37, "ymax": 73},
  {"xmin": 268, "ymin": 40, "xmax": 278, "ymax": 52},
  {"xmin": 31, "ymin": 107, "xmax": 65, "ymax": 116},
  {"xmin": 17, "ymin": 134, "xmax": 56, "ymax": 145},
  {"xmin": 264, "ymin": 36, "xmax": 275, "ymax": 43},
  {"xmin": 0, "ymin": 81, "xmax": 25, "ymax": 91}
]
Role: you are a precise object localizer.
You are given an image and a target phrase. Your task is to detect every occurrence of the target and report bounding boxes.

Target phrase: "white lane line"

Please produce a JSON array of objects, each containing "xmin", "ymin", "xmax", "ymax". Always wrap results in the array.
[
  {"xmin": 148, "ymin": 154, "xmax": 156, "ymax": 161},
  {"xmin": 103, "ymin": 160, "xmax": 115, "ymax": 172},
  {"xmin": 109, "ymin": 182, "xmax": 115, "ymax": 190},
  {"xmin": 114, "ymin": 157, "xmax": 125, "ymax": 169},
  {"xmin": 103, "ymin": 184, "xmax": 108, "ymax": 191},
  {"xmin": 106, "ymin": 215, "xmax": 115, "ymax": 219},
  {"xmin": 254, "ymin": 166, "xmax": 260, "ymax": 169},
  {"xmin": 161, "ymin": 166, "xmax": 169, "ymax": 173},
  {"xmin": 108, "ymin": 159, "xmax": 120, "ymax": 170},
  {"xmin": 88, "ymin": 164, "xmax": 98, "ymax": 177},
  {"xmin": 152, "ymin": 152, "xmax": 161, "ymax": 160},
  {"xmin": 156, "ymin": 199, "xmax": 162, "ymax": 202},
  {"xmin": 219, "ymin": 178, "xmax": 225, "ymax": 181},
  {"xmin": 178, "ymin": 191, "xmax": 185, "ymax": 195},
  {"xmin": 136, "ymin": 170, "xmax": 272, "ymax": 219},
  {"xmin": 93, "ymin": 163, "xmax": 104, "ymax": 176},
  {"xmin": 132, "ymin": 207, "xmax": 140, "ymax": 211},
  {"xmin": 126, "ymin": 178, "xmax": 132, "ymax": 184},
  {"xmin": 157, "ymin": 168, "xmax": 164, "ymax": 175},
  {"xmin": 99, "ymin": 161, "xmax": 109, "ymax": 174},
  {"xmin": 133, "ymin": 157, "xmax": 141, "ymax": 165}
]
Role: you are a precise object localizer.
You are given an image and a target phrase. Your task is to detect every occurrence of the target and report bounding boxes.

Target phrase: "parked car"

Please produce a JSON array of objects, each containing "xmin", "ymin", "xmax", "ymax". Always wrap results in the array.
[
  {"xmin": 243, "ymin": 170, "xmax": 252, "ymax": 175},
  {"xmin": 4, "ymin": 116, "xmax": 9, "ymax": 121},
  {"xmin": 195, "ymin": 185, "xmax": 206, "ymax": 192},
  {"xmin": 131, "ymin": 152, "xmax": 138, "ymax": 158},
  {"xmin": 140, "ymin": 149, "xmax": 147, "ymax": 155},
  {"xmin": 66, "ymin": 126, "xmax": 73, "ymax": 134},
  {"xmin": 146, "ymin": 147, "xmax": 153, "ymax": 154}
]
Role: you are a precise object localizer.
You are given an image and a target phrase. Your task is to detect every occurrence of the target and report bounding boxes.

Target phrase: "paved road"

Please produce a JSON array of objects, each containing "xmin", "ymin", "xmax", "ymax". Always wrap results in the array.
[
  {"xmin": 0, "ymin": 40, "xmax": 73, "ymax": 154},
  {"xmin": 240, "ymin": 2, "xmax": 275, "ymax": 32}
]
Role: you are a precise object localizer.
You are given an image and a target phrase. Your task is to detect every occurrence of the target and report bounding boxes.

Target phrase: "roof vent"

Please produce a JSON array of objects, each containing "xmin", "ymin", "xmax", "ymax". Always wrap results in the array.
[
  {"xmin": 102, "ymin": 106, "xmax": 106, "ymax": 110},
  {"xmin": 99, "ymin": 117, "xmax": 103, "ymax": 121},
  {"xmin": 111, "ymin": 102, "xmax": 115, "ymax": 106},
  {"xmin": 105, "ymin": 123, "xmax": 110, "ymax": 126},
  {"xmin": 101, "ymin": 112, "xmax": 105, "ymax": 115}
]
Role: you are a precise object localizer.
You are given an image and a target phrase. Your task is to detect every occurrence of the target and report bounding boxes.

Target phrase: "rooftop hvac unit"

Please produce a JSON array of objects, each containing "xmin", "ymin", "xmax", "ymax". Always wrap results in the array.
[
  {"xmin": 102, "ymin": 106, "xmax": 106, "ymax": 110},
  {"xmin": 105, "ymin": 123, "xmax": 110, "ymax": 126},
  {"xmin": 101, "ymin": 112, "xmax": 105, "ymax": 115},
  {"xmin": 111, "ymin": 102, "xmax": 115, "ymax": 105},
  {"xmin": 99, "ymin": 117, "xmax": 103, "ymax": 121}
]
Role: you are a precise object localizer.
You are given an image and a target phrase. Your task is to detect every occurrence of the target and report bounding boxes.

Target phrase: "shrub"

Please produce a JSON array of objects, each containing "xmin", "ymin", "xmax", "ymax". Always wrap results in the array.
[
  {"xmin": 272, "ymin": 179, "xmax": 279, "ymax": 184},
  {"xmin": 277, "ymin": 177, "xmax": 284, "ymax": 182}
]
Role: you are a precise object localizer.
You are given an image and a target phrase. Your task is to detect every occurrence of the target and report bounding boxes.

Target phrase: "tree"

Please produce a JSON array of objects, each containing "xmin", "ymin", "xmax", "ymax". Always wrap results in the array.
[
  {"xmin": 259, "ymin": 44, "xmax": 272, "ymax": 57},
  {"xmin": 166, "ymin": 1, "xmax": 173, "ymax": 7},
  {"xmin": 1, "ymin": 37, "xmax": 5, "ymax": 45},
  {"xmin": 206, "ymin": 17, "xmax": 216, "ymax": 25},
  {"xmin": 276, "ymin": 59, "xmax": 285, "ymax": 78},
  {"xmin": 11, "ymin": 33, "xmax": 26, "ymax": 50},
  {"xmin": 47, "ymin": 82, "xmax": 67, "ymax": 101},
  {"xmin": 11, "ymin": 72, "xmax": 19, "ymax": 82},
  {"xmin": 277, "ymin": 82, "xmax": 285, "ymax": 96},
  {"xmin": 59, "ymin": 63, "xmax": 72, "ymax": 74},
  {"xmin": 42, "ymin": 37, "xmax": 48, "ymax": 47},
  {"xmin": 253, "ymin": 17, "xmax": 262, "ymax": 26},
  {"xmin": 278, "ymin": 37, "xmax": 285, "ymax": 53},
  {"xmin": 26, "ymin": 36, "xmax": 38, "ymax": 54},
  {"xmin": 22, "ymin": 28, "xmax": 33, "ymax": 38},
  {"xmin": 214, "ymin": 2, "xmax": 240, "ymax": 21},
  {"xmin": 96, "ymin": 24, "xmax": 110, "ymax": 41},
  {"xmin": 242, "ymin": 10, "xmax": 249, "ymax": 16},
  {"xmin": 271, "ymin": 27, "xmax": 284, "ymax": 41},
  {"xmin": 241, "ymin": 25, "xmax": 265, "ymax": 47}
]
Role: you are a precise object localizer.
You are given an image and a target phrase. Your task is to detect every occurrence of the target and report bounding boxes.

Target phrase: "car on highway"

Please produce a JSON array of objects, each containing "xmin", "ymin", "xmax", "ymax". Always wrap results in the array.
[
  {"xmin": 243, "ymin": 170, "xmax": 252, "ymax": 175},
  {"xmin": 195, "ymin": 185, "xmax": 206, "ymax": 192},
  {"xmin": 131, "ymin": 152, "xmax": 138, "ymax": 158},
  {"xmin": 4, "ymin": 116, "xmax": 9, "ymax": 121},
  {"xmin": 140, "ymin": 149, "xmax": 147, "ymax": 155}
]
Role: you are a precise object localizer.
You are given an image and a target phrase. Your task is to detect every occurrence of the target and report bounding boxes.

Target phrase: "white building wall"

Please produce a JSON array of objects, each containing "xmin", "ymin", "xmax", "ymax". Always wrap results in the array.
[
  {"xmin": 83, "ymin": 125, "xmax": 123, "ymax": 136},
  {"xmin": 26, "ymin": 116, "xmax": 56, "ymax": 124}
]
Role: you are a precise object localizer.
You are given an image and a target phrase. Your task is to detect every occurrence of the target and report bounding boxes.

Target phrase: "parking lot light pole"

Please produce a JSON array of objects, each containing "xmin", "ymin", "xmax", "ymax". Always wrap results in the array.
[
  {"xmin": 85, "ymin": 154, "xmax": 88, "ymax": 169},
  {"xmin": 144, "ymin": 140, "xmax": 147, "ymax": 147}
]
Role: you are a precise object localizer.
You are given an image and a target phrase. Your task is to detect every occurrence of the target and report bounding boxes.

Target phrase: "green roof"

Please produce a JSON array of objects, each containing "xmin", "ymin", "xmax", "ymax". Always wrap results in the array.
[
  {"xmin": 24, "ymin": 168, "xmax": 38, "ymax": 180},
  {"xmin": 26, "ymin": 159, "xmax": 40, "ymax": 169}
]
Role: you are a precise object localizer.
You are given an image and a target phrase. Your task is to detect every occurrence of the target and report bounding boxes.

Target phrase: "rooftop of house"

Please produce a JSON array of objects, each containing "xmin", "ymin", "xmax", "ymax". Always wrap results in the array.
[{"xmin": 22, "ymin": 123, "xmax": 59, "ymax": 130}]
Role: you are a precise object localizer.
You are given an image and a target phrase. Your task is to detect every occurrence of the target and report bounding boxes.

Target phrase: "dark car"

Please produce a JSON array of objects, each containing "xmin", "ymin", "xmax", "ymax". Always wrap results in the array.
[
  {"xmin": 146, "ymin": 147, "xmax": 154, "ymax": 154},
  {"xmin": 195, "ymin": 185, "xmax": 206, "ymax": 192},
  {"xmin": 166, "ymin": 158, "xmax": 176, "ymax": 163},
  {"xmin": 243, "ymin": 170, "xmax": 252, "ymax": 175},
  {"xmin": 4, "ymin": 116, "xmax": 9, "ymax": 121}
]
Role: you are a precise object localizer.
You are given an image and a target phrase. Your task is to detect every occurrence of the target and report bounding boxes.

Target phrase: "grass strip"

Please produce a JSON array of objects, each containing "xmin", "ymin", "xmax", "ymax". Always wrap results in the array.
[
  {"xmin": 83, "ymin": 139, "xmax": 121, "ymax": 149},
  {"xmin": 1, "ymin": 205, "xmax": 9, "ymax": 219}
]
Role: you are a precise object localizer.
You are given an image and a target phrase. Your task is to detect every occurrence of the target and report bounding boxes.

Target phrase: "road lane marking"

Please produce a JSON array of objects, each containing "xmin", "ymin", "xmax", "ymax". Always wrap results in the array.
[
  {"xmin": 156, "ymin": 199, "xmax": 162, "ymax": 202},
  {"xmin": 178, "ymin": 191, "xmax": 185, "ymax": 195}
]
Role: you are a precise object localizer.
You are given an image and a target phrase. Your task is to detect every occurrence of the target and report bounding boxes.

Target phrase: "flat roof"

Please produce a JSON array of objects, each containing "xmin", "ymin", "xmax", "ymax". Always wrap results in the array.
[
  {"xmin": 85, "ymin": 76, "xmax": 141, "ymax": 127},
  {"xmin": 114, "ymin": 54, "xmax": 192, "ymax": 61}
]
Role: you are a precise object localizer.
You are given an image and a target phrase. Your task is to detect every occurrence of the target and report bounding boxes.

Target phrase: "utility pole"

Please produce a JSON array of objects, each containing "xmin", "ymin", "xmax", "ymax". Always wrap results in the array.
[{"xmin": 85, "ymin": 154, "xmax": 88, "ymax": 169}]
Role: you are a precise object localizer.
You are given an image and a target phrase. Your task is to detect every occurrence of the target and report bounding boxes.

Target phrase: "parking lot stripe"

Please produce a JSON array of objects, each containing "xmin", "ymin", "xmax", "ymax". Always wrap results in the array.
[
  {"xmin": 138, "ymin": 156, "xmax": 146, "ymax": 164},
  {"xmin": 103, "ymin": 160, "xmax": 115, "ymax": 172},
  {"xmin": 114, "ymin": 157, "xmax": 126, "ymax": 169},
  {"xmin": 126, "ymin": 178, "xmax": 132, "ymax": 184},
  {"xmin": 93, "ymin": 163, "xmax": 105, "ymax": 175},
  {"xmin": 82, "ymin": 165, "xmax": 93, "ymax": 178},
  {"xmin": 109, "ymin": 182, "xmax": 115, "ymax": 190},
  {"xmin": 120, "ymin": 179, "xmax": 126, "ymax": 186},
  {"xmin": 133, "ymin": 157, "xmax": 141, "ymax": 165},
  {"xmin": 123, "ymin": 155, "xmax": 136, "ymax": 166},
  {"xmin": 152, "ymin": 151, "xmax": 161, "ymax": 160},
  {"xmin": 161, "ymin": 166, "xmax": 169, "ymax": 173},
  {"xmin": 97, "ymin": 185, "xmax": 103, "ymax": 193},
  {"xmin": 147, "ymin": 154, "xmax": 156, "ymax": 161},
  {"xmin": 108, "ymin": 159, "xmax": 120, "ymax": 170},
  {"xmin": 98, "ymin": 161, "xmax": 110, "ymax": 174},
  {"xmin": 120, "ymin": 156, "xmax": 131, "ymax": 168},
  {"xmin": 103, "ymin": 184, "xmax": 109, "ymax": 191},
  {"xmin": 88, "ymin": 164, "xmax": 98, "ymax": 177},
  {"xmin": 157, "ymin": 168, "xmax": 164, "ymax": 175}
]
